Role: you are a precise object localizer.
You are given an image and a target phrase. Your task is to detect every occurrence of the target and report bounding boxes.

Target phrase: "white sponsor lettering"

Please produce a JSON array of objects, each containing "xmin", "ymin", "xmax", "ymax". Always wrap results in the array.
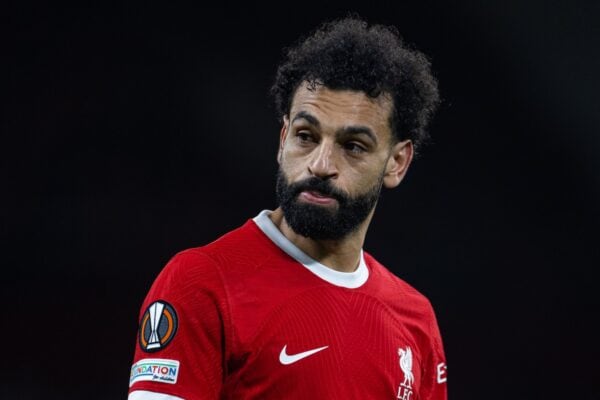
[{"xmin": 437, "ymin": 362, "xmax": 447, "ymax": 383}]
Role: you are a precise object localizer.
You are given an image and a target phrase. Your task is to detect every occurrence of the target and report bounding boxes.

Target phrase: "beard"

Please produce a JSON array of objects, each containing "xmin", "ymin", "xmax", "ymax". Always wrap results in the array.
[{"xmin": 275, "ymin": 168, "xmax": 383, "ymax": 241}]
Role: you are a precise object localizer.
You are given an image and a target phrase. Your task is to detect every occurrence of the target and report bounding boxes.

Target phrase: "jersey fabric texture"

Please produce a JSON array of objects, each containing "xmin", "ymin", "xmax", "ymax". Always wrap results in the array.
[{"xmin": 128, "ymin": 210, "xmax": 447, "ymax": 400}]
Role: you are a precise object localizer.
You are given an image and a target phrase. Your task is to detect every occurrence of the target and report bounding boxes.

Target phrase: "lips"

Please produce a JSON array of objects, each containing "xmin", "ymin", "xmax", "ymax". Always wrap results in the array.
[
  {"xmin": 307, "ymin": 190, "xmax": 330, "ymax": 198},
  {"xmin": 298, "ymin": 190, "xmax": 337, "ymax": 205}
]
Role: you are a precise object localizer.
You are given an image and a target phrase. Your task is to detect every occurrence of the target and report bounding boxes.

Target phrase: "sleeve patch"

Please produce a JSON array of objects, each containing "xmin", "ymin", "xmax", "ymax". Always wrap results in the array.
[
  {"xmin": 139, "ymin": 301, "xmax": 178, "ymax": 352},
  {"xmin": 130, "ymin": 358, "xmax": 180, "ymax": 387}
]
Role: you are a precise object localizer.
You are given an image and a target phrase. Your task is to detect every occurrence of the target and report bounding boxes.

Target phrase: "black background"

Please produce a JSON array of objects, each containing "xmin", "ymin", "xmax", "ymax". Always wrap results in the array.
[{"xmin": 4, "ymin": 2, "xmax": 599, "ymax": 399}]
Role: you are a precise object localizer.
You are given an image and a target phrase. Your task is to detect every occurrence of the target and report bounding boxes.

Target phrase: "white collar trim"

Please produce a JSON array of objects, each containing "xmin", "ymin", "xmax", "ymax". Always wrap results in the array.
[{"xmin": 252, "ymin": 209, "xmax": 369, "ymax": 289}]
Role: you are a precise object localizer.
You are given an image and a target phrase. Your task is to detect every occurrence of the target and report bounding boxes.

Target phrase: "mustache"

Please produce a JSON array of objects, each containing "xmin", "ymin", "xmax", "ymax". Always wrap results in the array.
[{"xmin": 288, "ymin": 177, "xmax": 348, "ymax": 204}]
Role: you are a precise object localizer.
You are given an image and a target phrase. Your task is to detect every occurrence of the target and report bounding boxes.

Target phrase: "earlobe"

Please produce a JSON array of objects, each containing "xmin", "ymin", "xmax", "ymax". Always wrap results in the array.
[
  {"xmin": 383, "ymin": 140, "xmax": 413, "ymax": 189},
  {"xmin": 277, "ymin": 116, "xmax": 289, "ymax": 164}
]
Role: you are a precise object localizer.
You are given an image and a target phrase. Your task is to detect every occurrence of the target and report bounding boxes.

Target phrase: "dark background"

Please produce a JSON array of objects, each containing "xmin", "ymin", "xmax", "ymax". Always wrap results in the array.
[{"xmin": 4, "ymin": 2, "xmax": 599, "ymax": 399}]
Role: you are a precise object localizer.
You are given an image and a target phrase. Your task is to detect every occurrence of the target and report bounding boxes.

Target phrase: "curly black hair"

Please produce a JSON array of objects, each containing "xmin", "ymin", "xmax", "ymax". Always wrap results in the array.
[{"xmin": 270, "ymin": 16, "xmax": 440, "ymax": 150}]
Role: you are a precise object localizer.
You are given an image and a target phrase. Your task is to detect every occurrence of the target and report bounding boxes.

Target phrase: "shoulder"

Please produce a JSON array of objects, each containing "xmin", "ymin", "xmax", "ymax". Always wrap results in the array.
[
  {"xmin": 151, "ymin": 218, "xmax": 270, "ymax": 291},
  {"xmin": 364, "ymin": 252, "xmax": 446, "ymax": 361},
  {"xmin": 364, "ymin": 252, "xmax": 438, "ymax": 319},
  {"xmin": 198, "ymin": 218, "xmax": 273, "ymax": 267},
  {"xmin": 150, "ymin": 247, "xmax": 221, "ymax": 291}
]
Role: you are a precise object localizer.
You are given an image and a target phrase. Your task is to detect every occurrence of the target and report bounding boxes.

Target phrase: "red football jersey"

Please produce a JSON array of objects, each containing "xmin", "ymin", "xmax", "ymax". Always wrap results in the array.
[{"xmin": 128, "ymin": 210, "xmax": 447, "ymax": 400}]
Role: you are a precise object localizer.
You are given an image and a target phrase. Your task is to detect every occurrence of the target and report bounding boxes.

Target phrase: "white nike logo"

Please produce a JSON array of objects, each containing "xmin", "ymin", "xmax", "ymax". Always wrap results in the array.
[{"xmin": 279, "ymin": 344, "xmax": 329, "ymax": 365}]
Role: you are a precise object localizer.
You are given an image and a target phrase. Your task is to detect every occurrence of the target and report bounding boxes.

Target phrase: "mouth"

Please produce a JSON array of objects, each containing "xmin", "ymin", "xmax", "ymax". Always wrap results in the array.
[{"xmin": 298, "ymin": 190, "xmax": 337, "ymax": 206}]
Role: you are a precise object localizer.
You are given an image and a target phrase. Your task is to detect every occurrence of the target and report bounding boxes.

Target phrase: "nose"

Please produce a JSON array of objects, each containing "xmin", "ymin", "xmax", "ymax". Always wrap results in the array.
[{"xmin": 307, "ymin": 140, "xmax": 339, "ymax": 180}]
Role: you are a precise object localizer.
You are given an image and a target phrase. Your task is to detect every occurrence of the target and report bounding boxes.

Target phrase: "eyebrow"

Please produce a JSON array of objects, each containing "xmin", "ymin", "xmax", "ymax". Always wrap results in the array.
[
  {"xmin": 337, "ymin": 125, "xmax": 377, "ymax": 145},
  {"xmin": 292, "ymin": 111, "xmax": 320, "ymax": 128},
  {"xmin": 291, "ymin": 111, "xmax": 378, "ymax": 144}
]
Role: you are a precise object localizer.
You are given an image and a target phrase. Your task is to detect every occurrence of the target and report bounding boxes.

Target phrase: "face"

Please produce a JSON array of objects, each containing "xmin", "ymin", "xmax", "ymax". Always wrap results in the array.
[{"xmin": 276, "ymin": 82, "xmax": 413, "ymax": 240}]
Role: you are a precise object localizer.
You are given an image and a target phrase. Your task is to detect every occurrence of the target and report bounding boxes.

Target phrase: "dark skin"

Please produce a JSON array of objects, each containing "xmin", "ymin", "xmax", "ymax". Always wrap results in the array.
[{"xmin": 270, "ymin": 82, "xmax": 414, "ymax": 272}]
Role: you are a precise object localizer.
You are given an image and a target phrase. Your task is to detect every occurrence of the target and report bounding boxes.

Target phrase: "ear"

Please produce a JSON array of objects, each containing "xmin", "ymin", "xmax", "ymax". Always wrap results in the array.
[
  {"xmin": 277, "ymin": 115, "xmax": 290, "ymax": 164},
  {"xmin": 383, "ymin": 139, "xmax": 414, "ymax": 189}
]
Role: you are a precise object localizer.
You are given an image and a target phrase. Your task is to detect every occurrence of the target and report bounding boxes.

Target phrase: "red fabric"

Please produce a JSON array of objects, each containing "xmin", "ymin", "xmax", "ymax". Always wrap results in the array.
[{"xmin": 129, "ymin": 219, "xmax": 447, "ymax": 399}]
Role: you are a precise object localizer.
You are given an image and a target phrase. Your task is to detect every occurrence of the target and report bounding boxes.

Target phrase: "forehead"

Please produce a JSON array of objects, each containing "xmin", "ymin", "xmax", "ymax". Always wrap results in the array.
[{"xmin": 289, "ymin": 83, "xmax": 394, "ymax": 139}]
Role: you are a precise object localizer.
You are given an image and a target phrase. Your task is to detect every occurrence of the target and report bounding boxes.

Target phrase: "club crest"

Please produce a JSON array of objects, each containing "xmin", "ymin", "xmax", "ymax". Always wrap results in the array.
[
  {"xmin": 397, "ymin": 346, "xmax": 414, "ymax": 399},
  {"xmin": 398, "ymin": 346, "xmax": 414, "ymax": 387}
]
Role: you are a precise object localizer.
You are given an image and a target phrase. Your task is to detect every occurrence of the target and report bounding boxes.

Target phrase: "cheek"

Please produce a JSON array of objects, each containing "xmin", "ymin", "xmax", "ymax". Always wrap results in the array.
[
  {"xmin": 279, "ymin": 154, "xmax": 304, "ymax": 179},
  {"xmin": 280, "ymin": 142, "xmax": 313, "ymax": 169},
  {"xmin": 346, "ymin": 164, "xmax": 385, "ymax": 193},
  {"xmin": 282, "ymin": 141, "xmax": 312, "ymax": 159},
  {"xmin": 333, "ymin": 170, "xmax": 366, "ymax": 196}
]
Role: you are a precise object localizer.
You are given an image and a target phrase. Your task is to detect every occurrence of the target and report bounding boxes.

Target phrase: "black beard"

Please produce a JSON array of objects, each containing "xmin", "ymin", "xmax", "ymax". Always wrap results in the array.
[{"xmin": 275, "ymin": 169, "xmax": 383, "ymax": 240}]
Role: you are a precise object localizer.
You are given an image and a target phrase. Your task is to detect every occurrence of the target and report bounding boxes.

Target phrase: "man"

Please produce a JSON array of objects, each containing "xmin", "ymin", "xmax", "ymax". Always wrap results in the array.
[{"xmin": 128, "ymin": 16, "xmax": 447, "ymax": 400}]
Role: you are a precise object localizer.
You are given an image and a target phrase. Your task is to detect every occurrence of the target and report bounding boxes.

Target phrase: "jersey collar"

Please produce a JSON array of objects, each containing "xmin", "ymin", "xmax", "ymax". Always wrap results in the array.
[{"xmin": 252, "ymin": 209, "xmax": 369, "ymax": 289}]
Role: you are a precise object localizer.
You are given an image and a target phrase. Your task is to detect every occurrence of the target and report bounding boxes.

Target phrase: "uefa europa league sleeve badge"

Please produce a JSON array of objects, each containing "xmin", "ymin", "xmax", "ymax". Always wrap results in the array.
[{"xmin": 139, "ymin": 300, "xmax": 178, "ymax": 352}]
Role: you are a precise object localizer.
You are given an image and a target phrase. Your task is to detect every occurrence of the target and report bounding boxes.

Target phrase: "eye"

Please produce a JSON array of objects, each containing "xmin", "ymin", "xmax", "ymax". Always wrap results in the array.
[
  {"xmin": 296, "ymin": 131, "xmax": 315, "ymax": 145},
  {"xmin": 344, "ymin": 142, "xmax": 367, "ymax": 155}
]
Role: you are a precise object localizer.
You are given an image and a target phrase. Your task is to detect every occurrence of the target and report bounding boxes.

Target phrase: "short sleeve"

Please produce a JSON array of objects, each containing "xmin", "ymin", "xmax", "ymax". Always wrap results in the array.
[
  {"xmin": 128, "ymin": 250, "xmax": 230, "ymax": 400},
  {"xmin": 419, "ymin": 304, "xmax": 448, "ymax": 400}
]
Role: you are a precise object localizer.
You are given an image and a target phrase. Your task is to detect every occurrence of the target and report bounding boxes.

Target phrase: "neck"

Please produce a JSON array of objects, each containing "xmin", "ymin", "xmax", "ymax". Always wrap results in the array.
[{"xmin": 268, "ymin": 207, "xmax": 373, "ymax": 273}]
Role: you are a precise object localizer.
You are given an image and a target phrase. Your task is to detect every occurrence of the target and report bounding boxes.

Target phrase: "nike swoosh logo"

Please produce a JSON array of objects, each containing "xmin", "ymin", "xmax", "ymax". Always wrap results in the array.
[
  {"xmin": 279, "ymin": 345, "xmax": 329, "ymax": 365},
  {"xmin": 279, "ymin": 344, "xmax": 329, "ymax": 365}
]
